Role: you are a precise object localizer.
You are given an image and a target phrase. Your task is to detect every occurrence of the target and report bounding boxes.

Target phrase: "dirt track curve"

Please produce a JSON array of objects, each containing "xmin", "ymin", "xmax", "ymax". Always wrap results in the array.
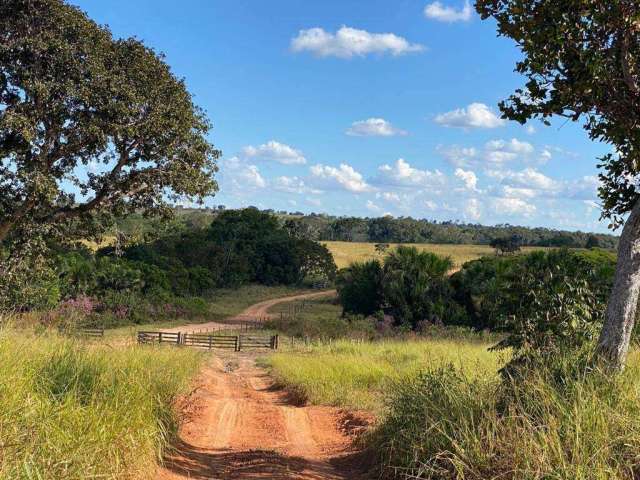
[
  {"xmin": 157, "ymin": 353, "xmax": 367, "ymax": 480},
  {"xmin": 164, "ymin": 290, "xmax": 336, "ymax": 334}
]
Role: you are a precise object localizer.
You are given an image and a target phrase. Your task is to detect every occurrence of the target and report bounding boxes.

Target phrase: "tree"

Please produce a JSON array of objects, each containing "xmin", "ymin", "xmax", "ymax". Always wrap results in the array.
[
  {"xmin": 336, "ymin": 260, "xmax": 383, "ymax": 316},
  {"xmin": 0, "ymin": 0, "xmax": 219, "ymax": 244},
  {"xmin": 382, "ymin": 246, "xmax": 460, "ymax": 328},
  {"xmin": 490, "ymin": 236, "xmax": 522, "ymax": 255},
  {"xmin": 586, "ymin": 234, "xmax": 601, "ymax": 249},
  {"xmin": 476, "ymin": 0, "xmax": 640, "ymax": 369}
]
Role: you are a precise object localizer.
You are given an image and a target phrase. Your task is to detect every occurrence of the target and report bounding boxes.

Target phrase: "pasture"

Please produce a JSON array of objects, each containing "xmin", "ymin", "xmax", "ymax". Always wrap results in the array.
[{"xmin": 323, "ymin": 241, "xmax": 548, "ymax": 269}]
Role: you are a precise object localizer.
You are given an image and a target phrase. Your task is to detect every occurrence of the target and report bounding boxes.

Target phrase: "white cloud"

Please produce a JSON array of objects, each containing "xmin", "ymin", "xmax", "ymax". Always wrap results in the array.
[
  {"xmin": 241, "ymin": 140, "xmax": 306, "ymax": 165},
  {"xmin": 437, "ymin": 145, "xmax": 478, "ymax": 167},
  {"xmin": 565, "ymin": 175, "xmax": 600, "ymax": 200},
  {"xmin": 272, "ymin": 176, "xmax": 311, "ymax": 194},
  {"xmin": 306, "ymin": 197, "xmax": 322, "ymax": 207},
  {"xmin": 424, "ymin": 200, "xmax": 438, "ymax": 210},
  {"xmin": 526, "ymin": 124, "xmax": 536, "ymax": 135},
  {"xmin": 454, "ymin": 168, "xmax": 478, "ymax": 191},
  {"xmin": 424, "ymin": 1, "xmax": 473, "ymax": 22},
  {"xmin": 310, "ymin": 163, "xmax": 371, "ymax": 192},
  {"xmin": 366, "ymin": 200, "xmax": 383, "ymax": 212},
  {"xmin": 539, "ymin": 149, "xmax": 552, "ymax": 164},
  {"xmin": 464, "ymin": 198, "xmax": 481, "ymax": 220},
  {"xmin": 377, "ymin": 191, "xmax": 402, "ymax": 204},
  {"xmin": 498, "ymin": 167, "xmax": 559, "ymax": 191},
  {"xmin": 375, "ymin": 158, "xmax": 446, "ymax": 188},
  {"xmin": 346, "ymin": 118, "xmax": 407, "ymax": 137},
  {"xmin": 493, "ymin": 197, "xmax": 536, "ymax": 216},
  {"xmin": 291, "ymin": 26, "xmax": 424, "ymax": 58},
  {"xmin": 223, "ymin": 156, "xmax": 267, "ymax": 190},
  {"xmin": 484, "ymin": 138, "xmax": 534, "ymax": 164},
  {"xmin": 435, "ymin": 103, "xmax": 505, "ymax": 129}
]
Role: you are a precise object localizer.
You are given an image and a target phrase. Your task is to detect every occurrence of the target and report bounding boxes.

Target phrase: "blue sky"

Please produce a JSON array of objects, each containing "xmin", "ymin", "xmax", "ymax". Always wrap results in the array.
[{"xmin": 71, "ymin": 0, "xmax": 611, "ymax": 233}]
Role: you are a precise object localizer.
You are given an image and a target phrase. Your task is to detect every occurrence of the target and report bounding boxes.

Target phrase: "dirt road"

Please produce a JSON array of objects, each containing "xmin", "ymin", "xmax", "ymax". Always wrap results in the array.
[
  {"xmin": 157, "ymin": 353, "xmax": 366, "ymax": 480},
  {"xmin": 164, "ymin": 290, "xmax": 336, "ymax": 334}
]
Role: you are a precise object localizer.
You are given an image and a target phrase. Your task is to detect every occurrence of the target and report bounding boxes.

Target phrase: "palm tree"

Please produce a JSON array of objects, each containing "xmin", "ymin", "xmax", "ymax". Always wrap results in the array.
[{"xmin": 382, "ymin": 246, "xmax": 453, "ymax": 327}]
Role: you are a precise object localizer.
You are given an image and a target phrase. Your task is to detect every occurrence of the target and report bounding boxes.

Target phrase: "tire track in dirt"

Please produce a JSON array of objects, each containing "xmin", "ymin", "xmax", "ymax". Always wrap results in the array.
[{"xmin": 157, "ymin": 354, "xmax": 366, "ymax": 480}]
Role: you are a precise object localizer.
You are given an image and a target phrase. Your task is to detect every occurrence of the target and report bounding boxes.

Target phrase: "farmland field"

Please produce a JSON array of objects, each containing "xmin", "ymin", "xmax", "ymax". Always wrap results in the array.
[{"xmin": 322, "ymin": 241, "xmax": 548, "ymax": 269}]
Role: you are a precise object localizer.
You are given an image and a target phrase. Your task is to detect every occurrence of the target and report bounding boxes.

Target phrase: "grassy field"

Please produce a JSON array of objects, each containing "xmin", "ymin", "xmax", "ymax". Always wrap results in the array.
[
  {"xmin": 323, "ymin": 241, "xmax": 547, "ymax": 269},
  {"xmin": 106, "ymin": 284, "xmax": 313, "ymax": 340},
  {"xmin": 0, "ymin": 329, "xmax": 203, "ymax": 479},
  {"xmin": 265, "ymin": 337, "xmax": 640, "ymax": 479},
  {"xmin": 264, "ymin": 336, "xmax": 505, "ymax": 412}
]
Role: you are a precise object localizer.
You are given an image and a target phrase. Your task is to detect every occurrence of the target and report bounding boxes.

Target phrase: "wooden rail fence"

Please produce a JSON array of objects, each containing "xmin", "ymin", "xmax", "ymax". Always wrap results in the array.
[{"xmin": 137, "ymin": 331, "xmax": 278, "ymax": 351}]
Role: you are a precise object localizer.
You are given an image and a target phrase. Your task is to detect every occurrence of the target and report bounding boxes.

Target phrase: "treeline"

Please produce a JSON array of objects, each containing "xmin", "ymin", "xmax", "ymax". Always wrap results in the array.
[
  {"xmin": 118, "ymin": 207, "xmax": 618, "ymax": 250},
  {"xmin": 2, "ymin": 209, "xmax": 336, "ymax": 326}
]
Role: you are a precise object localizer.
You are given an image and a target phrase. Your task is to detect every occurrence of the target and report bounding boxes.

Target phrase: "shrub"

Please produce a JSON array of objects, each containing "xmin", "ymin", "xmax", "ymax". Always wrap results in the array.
[
  {"xmin": 336, "ymin": 260, "xmax": 383, "ymax": 316},
  {"xmin": 382, "ymin": 246, "xmax": 465, "ymax": 328}
]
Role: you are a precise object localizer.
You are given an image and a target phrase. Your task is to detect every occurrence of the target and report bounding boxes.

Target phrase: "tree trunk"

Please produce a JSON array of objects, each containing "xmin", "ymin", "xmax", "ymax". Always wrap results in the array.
[{"xmin": 596, "ymin": 198, "xmax": 640, "ymax": 369}]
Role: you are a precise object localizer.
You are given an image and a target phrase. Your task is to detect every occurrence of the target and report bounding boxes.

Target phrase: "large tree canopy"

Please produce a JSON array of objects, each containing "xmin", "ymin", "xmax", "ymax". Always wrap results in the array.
[
  {"xmin": 476, "ymin": 0, "xmax": 640, "ymax": 368},
  {"xmin": 0, "ymin": 0, "xmax": 219, "ymax": 243}
]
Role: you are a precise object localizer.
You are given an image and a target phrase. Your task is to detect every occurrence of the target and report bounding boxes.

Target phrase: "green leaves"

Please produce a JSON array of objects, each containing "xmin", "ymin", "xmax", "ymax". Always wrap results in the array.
[
  {"xmin": 476, "ymin": 0, "xmax": 640, "ymax": 223},
  {"xmin": 0, "ymin": 0, "xmax": 219, "ymax": 243}
]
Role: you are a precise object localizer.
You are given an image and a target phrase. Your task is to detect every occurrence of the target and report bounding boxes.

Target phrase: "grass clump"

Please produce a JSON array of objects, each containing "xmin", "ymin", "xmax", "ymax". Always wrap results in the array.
[
  {"xmin": 264, "ymin": 336, "xmax": 504, "ymax": 412},
  {"xmin": 369, "ymin": 347, "xmax": 640, "ymax": 480},
  {"xmin": 0, "ymin": 330, "xmax": 203, "ymax": 479}
]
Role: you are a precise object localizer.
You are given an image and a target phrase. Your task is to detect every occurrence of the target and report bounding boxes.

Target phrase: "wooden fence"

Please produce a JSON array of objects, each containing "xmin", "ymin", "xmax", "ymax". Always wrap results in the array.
[
  {"xmin": 60, "ymin": 327, "xmax": 105, "ymax": 338},
  {"xmin": 137, "ymin": 331, "xmax": 278, "ymax": 351}
]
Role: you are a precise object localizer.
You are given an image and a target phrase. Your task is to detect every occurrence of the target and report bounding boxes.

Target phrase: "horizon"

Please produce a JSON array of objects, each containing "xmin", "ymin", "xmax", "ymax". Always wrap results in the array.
[
  {"xmin": 171, "ymin": 205, "xmax": 619, "ymax": 237},
  {"xmin": 70, "ymin": 0, "xmax": 614, "ymax": 234}
]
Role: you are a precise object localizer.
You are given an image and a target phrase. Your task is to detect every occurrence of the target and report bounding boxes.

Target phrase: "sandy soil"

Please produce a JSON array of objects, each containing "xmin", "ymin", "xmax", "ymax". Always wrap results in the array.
[
  {"xmin": 156, "ymin": 353, "xmax": 368, "ymax": 480},
  {"xmin": 163, "ymin": 290, "xmax": 336, "ymax": 334}
]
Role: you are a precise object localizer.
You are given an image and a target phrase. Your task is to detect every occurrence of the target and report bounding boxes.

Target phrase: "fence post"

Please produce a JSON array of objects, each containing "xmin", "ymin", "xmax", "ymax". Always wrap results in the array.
[
  {"xmin": 177, "ymin": 332, "xmax": 181, "ymax": 345},
  {"xmin": 159, "ymin": 332, "xmax": 163, "ymax": 344},
  {"xmin": 208, "ymin": 335, "xmax": 212, "ymax": 350},
  {"xmin": 235, "ymin": 335, "xmax": 240, "ymax": 352},
  {"xmin": 274, "ymin": 335, "xmax": 279, "ymax": 350}
]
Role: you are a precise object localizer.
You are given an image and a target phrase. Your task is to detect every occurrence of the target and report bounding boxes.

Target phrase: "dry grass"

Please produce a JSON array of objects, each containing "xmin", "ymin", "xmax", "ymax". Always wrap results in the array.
[{"xmin": 323, "ymin": 241, "xmax": 548, "ymax": 269}]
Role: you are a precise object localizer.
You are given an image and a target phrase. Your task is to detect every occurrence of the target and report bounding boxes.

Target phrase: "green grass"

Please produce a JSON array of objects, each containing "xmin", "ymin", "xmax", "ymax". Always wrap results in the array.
[
  {"xmin": 0, "ymin": 329, "xmax": 203, "ymax": 479},
  {"xmin": 106, "ymin": 284, "xmax": 313, "ymax": 340},
  {"xmin": 263, "ymin": 336, "xmax": 505, "ymax": 412},
  {"xmin": 368, "ymin": 348, "xmax": 640, "ymax": 480},
  {"xmin": 323, "ymin": 241, "xmax": 548, "ymax": 269}
]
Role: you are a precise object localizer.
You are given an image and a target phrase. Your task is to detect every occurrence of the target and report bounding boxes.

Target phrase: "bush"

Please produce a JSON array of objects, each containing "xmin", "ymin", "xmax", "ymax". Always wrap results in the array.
[
  {"xmin": 382, "ymin": 246, "xmax": 466, "ymax": 328},
  {"xmin": 336, "ymin": 260, "xmax": 383, "ymax": 316}
]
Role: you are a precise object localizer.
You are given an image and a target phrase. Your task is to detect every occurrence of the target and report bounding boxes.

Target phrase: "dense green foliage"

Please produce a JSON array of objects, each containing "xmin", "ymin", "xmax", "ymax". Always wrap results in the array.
[
  {"xmin": 0, "ymin": 209, "xmax": 336, "ymax": 328},
  {"xmin": 336, "ymin": 260, "xmax": 383, "ymax": 317},
  {"xmin": 0, "ymin": 0, "xmax": 218, "ymax": 245},
  {"xmin": 338, "ymin": 247, "xmax": 615, "ymax": 340},
  {"xmin": 337, "ymin": 246, "xmax": 467, "ymax": 329}
]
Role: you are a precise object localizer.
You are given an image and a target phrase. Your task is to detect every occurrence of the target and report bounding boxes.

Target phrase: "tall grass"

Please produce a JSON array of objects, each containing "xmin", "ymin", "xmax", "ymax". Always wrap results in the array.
[
  {"xmin": 0, "ymin": 329, "xmax": 203, "ymax": 479},
  {"xmin": 264, "ymin": 336, "xmax": 505, "ymax": 412},
  {"xmin": 369, "ymin": 347, "xmax": 640, "ymax": 479}
]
